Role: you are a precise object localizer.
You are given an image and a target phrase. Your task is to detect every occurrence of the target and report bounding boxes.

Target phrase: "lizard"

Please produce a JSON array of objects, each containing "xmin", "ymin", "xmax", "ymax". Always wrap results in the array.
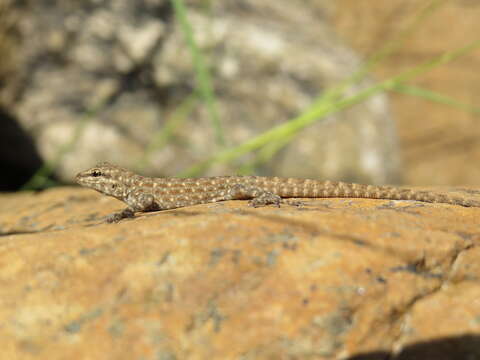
[{"xmin": 75, "ymin": 162, "xmax": 480, "ymax": 223}]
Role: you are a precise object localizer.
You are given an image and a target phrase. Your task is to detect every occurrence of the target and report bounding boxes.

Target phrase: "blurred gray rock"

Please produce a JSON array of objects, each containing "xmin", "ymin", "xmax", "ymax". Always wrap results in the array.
[{"xmin": 1, "ymin": 0, "xmax": 401, "ymax": 184}]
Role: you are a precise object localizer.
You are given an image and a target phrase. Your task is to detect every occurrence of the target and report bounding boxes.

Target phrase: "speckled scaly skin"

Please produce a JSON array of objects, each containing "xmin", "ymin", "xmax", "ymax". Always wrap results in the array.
[{"xmin": 75, "ymin": 162, "xmax": 480, "ymax": 222}]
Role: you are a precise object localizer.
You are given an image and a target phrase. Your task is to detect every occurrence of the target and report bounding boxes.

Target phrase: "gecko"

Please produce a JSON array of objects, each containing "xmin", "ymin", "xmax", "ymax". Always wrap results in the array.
[{"xmin": 75, "ymin": 162, "xmax": 480, "ymax": 222}]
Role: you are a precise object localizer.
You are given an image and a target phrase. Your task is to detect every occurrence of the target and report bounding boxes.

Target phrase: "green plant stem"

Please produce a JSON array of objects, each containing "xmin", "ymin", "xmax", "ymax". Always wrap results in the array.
[
  {"xmin": 170, "ymin": 0, "xmax": 225, "ymax": 146},
  {"xmin": 179, "ymin": 39, "xmax": 480, "ymax": 177}
]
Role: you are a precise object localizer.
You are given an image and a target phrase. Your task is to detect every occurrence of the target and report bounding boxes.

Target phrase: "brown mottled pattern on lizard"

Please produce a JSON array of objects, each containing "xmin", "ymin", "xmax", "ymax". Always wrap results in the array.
[{"xmin": 75, "ymin": 162, "xmax": 480, "ymax": 222}]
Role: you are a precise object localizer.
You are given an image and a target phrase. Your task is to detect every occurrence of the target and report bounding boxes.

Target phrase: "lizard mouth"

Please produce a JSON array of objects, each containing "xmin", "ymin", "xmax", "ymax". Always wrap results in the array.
[{"xmin": 75, "ymin": 172, "xmax": 89, "ymax": 185}]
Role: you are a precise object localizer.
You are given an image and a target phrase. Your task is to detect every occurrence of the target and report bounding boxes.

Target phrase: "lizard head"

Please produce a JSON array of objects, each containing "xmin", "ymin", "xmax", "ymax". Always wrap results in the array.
[{"xmin": 75, "ymin": 162, "xmax": 133, "ymax": 200}]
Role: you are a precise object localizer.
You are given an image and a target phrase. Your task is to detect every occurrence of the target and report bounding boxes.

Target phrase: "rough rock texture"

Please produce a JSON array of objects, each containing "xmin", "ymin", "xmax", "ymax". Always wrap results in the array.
[
  {"xmin": 0, "ymin": 186, "xmax": 479, "ymax": 359},
  {"xmin": 1, "ymin": 0, "xmax": 399, "ymax": 184}
]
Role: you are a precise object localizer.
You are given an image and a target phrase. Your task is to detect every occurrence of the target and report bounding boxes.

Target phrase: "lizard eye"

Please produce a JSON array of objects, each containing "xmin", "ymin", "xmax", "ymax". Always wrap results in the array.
[{"xmin": 91, "ymin": 170, "xmax": 102, "ymax": 177}]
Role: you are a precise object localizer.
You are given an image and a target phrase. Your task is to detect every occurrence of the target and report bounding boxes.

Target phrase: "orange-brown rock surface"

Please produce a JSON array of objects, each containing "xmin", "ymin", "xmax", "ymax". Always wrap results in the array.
[{"xmin": 0, "ymin": 186, "xmax": 479, "ymax": 359}]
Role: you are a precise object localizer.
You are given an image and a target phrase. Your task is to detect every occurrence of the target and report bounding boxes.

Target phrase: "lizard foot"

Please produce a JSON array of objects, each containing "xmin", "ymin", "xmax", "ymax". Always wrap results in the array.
[
  {"xmin": 284, "ymin": 199, "xmax": 304, "ymax": 207},
  {"xmin": 248, "ymin": 193, "xmax": 282, "ymax": 208},
  {"xmin": 106, "ymin": 208, "xmax": 135, "ymax": 223}
]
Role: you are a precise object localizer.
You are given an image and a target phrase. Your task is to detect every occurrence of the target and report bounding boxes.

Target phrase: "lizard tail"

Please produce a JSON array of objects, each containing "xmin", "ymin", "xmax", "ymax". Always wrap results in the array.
[{"xmin": 268, "ymin": 180, "xmax": 480, "ymax": 208}]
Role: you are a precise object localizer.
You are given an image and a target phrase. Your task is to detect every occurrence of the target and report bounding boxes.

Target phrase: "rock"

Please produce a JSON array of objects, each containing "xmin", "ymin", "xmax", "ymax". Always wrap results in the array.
[{"xmin": 0, "ymin": 186, "xmax": 479, "ymax": 359}]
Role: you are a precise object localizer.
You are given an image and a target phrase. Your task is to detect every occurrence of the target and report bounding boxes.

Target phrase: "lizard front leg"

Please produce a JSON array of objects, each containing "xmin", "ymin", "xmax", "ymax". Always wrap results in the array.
[{"xmin": 107, "ymin": 190, "xmax": 159, "ymax": 223}]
